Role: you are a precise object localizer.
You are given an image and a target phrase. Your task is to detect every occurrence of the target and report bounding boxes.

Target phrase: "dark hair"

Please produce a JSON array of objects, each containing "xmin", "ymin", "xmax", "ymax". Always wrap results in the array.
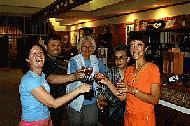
[
  {"xmin": 128, "ymin": 31, "xmax": 149, "ymax": 46},
  {"xmin": 24, "ymin": 43, "xmax": 45, "ymax": 59},
  {"xmin": 114, "ymin": 44, "xmax": 128, "ymax": 52},
  {"xmin": 129, "ymin": 31, "xmax": 154, "ymax": 63},
  {"xmin": 22, "ymin": 43, "xmax": 46, "ymax": 74},
  {"xmin": 114, "ymin": 44, "xmax": 134, "ymax": 65},
  {"xmin": 44, "ymin": 34, "xmax": 61, "ymax": 45}
]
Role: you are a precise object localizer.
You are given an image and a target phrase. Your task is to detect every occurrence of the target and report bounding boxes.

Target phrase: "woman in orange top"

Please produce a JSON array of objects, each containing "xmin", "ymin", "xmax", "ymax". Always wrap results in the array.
[{"xmin": 97, "ymin": 31, "xmax": 161, "ymax": 126}]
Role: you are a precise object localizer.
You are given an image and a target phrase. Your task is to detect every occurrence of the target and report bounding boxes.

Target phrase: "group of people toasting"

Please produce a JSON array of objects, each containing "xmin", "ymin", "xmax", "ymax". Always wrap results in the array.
[{"xmin": 19, "ymin": 31, "xmax": 161, "ymax": 126}]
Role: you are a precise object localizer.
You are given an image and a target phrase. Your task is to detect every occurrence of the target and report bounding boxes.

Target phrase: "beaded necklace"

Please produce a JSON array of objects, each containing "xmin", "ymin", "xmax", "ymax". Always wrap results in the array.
[{"xmin": 132, "ymin": 62, "xmax": 147, "ymax": 84}]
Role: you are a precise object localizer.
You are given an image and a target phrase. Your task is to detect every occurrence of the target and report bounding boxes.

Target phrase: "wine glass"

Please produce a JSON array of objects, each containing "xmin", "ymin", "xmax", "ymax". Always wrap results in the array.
[
  {"xmin": 81, "ymin": 66, "xmax": 94, "ymax": 100},
  {"xmin": 82, "ymin": 66, "xmax": 93, "ymax": 74},
  {"xmin": 95, "ymin": 73, "xmax": 108, "ymax": 112},
  {"xmin": 97, "ymin": 95, "xmax": 107, "ymax": 113},
  {"xmin": 81, "ymin": 66, "xmax": 93, "ymax": 80},
  {"xmin": 115, "ymin": 74, "xmax": 124, "ymax": 95},
  {"xmin": 94, "ymin": 73, "xmax": 107, "ymax": 91},
  {"xmin": 95, "ymin": 73, "xmax": 105, "ymax": 81}
]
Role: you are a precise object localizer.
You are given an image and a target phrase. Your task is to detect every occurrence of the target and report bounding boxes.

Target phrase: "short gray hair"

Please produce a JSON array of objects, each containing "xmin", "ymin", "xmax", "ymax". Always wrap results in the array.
[{"xmin": 77, "ymin": 36, "xmax": 96, "ymax": 53}]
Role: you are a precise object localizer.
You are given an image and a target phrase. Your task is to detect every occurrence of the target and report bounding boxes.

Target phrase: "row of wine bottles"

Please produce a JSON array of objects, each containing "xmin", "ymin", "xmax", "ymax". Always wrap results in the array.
[{"xmin": 164, "ymin": 73, "xmax": 190, "ymax": 87}]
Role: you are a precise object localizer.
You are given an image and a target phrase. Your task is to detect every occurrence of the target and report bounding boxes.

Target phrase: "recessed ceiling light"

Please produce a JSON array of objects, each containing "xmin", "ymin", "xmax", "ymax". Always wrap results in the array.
[{"xmin": 76, "ymin": 20, "xmax": 91, "ymax": 23}]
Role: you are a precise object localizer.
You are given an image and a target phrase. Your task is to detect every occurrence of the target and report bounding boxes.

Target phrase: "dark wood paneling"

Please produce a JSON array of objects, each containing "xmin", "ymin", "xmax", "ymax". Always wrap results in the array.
[{"xmin": 0, "ymin": 36, "xmax": 8, "ymax": 67}]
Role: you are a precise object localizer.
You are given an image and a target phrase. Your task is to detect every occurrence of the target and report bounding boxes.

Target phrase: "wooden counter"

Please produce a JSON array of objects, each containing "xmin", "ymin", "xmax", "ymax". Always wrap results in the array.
[
  {"xmin": 155, "ymin": 85, "xmax": 190, "ymax": 126},
  {"xmin": 160, "ymin": 85, "xmax": 190, "ymax": 109}
]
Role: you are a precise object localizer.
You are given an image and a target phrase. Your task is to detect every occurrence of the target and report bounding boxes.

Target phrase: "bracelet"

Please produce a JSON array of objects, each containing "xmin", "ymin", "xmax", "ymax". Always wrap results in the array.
[{"xmin": 133, "ymin": 88, "xmax": 139, "ymax": 95}]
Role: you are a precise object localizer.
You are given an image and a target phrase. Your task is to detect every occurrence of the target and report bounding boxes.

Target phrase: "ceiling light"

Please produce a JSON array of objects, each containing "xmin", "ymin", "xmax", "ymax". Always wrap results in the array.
[{"xmin": 76, "ymin": 20, "xmax": 91, "ymax": 23}]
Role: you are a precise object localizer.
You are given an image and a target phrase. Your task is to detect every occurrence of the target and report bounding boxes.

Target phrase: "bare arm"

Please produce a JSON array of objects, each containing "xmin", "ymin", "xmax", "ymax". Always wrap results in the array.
[
  {"xmin": 96, "ymin": 72, "xmax": 127, "ymax": 101},
  {"xmin": 102, "ymin": 78, "xmax": 160, "ymax": 104},
  {"xmin": 97, "ymin": 73, "xmax": 160, "ymax": 104},
  {"xmin": 47, "ymin": 74, "xmax": 76, "ymax": 84},
  {"xmin": 127, "ymin": 83, "xmax": 160, "ymax": 105},
  {"xmin": 47, "ymin": 69, "xmax": 85, "ymax": 84},
  {"xmin": 105, "ymin": 80, "xmax": 127, "ymax": 101},
  {"xmin": 31, "ymin": 84, "xmax": 91, "ymax": 108}
]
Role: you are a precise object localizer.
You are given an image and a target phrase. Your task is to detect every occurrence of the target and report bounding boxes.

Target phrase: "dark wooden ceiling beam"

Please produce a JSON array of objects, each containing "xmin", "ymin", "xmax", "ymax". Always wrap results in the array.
[{"xmin": 32, "ymin": 0, "xmax": 92, "ymax": 19}]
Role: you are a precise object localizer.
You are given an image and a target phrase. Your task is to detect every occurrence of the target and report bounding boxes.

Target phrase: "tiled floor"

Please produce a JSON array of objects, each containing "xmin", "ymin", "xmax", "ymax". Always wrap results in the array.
[
  {"xmin": 0, "ymin": 68, "xmax": 71, "ymax": 126},
  {"xmin": 0, "ymin": 68, "xmax": 23, "ymax": 126}
]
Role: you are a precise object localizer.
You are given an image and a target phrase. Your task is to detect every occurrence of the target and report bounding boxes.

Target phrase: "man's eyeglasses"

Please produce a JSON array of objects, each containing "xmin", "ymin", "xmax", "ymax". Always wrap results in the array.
[{"xmin": 114, "ymin": 56, "xmax": 126, "ymax": 61}]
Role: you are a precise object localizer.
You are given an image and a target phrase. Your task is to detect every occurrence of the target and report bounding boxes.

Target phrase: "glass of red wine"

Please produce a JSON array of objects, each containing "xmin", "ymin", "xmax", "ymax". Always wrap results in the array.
[
  {"xmin": 81, "ymin": 66, "xmax": 94, "ymax": 100},
  {"xmin": 115, "ymin": 75, "xmax": 124, "ymax": 95},
  {"xmin": 97, "ymin": 95, "xmax": 107, "ymax": 112}
]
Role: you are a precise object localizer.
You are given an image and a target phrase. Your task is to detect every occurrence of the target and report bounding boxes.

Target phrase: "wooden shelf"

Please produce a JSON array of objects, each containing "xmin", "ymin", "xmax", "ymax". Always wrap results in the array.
[
  {"xmin": 160, "ymin": 85, "xmax": 190, "ymax": 109},
  {"xmin": 162, "ymin": 84, "xmax": 190, "ymax": 93}
]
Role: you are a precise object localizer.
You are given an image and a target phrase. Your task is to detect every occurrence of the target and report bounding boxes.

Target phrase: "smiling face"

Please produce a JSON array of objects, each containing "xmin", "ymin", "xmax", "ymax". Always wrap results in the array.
[
  {"xmin": 46, "ymin": 39, "xmax": 61, "ymax": 59},
  {"xmin": 81, "ymin": 40, "xmax": 94, "ymax": 59},
  {"xmin": 27, "ymin": 45, "xmax": 45, "ymax": 71},
  {"xmin": 130, "ymin": 40, "xmax": 146, "ymax": 60},
  {"xmin": 114, "ymin": 50, "xmax": 128, "ymax": 69}
]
